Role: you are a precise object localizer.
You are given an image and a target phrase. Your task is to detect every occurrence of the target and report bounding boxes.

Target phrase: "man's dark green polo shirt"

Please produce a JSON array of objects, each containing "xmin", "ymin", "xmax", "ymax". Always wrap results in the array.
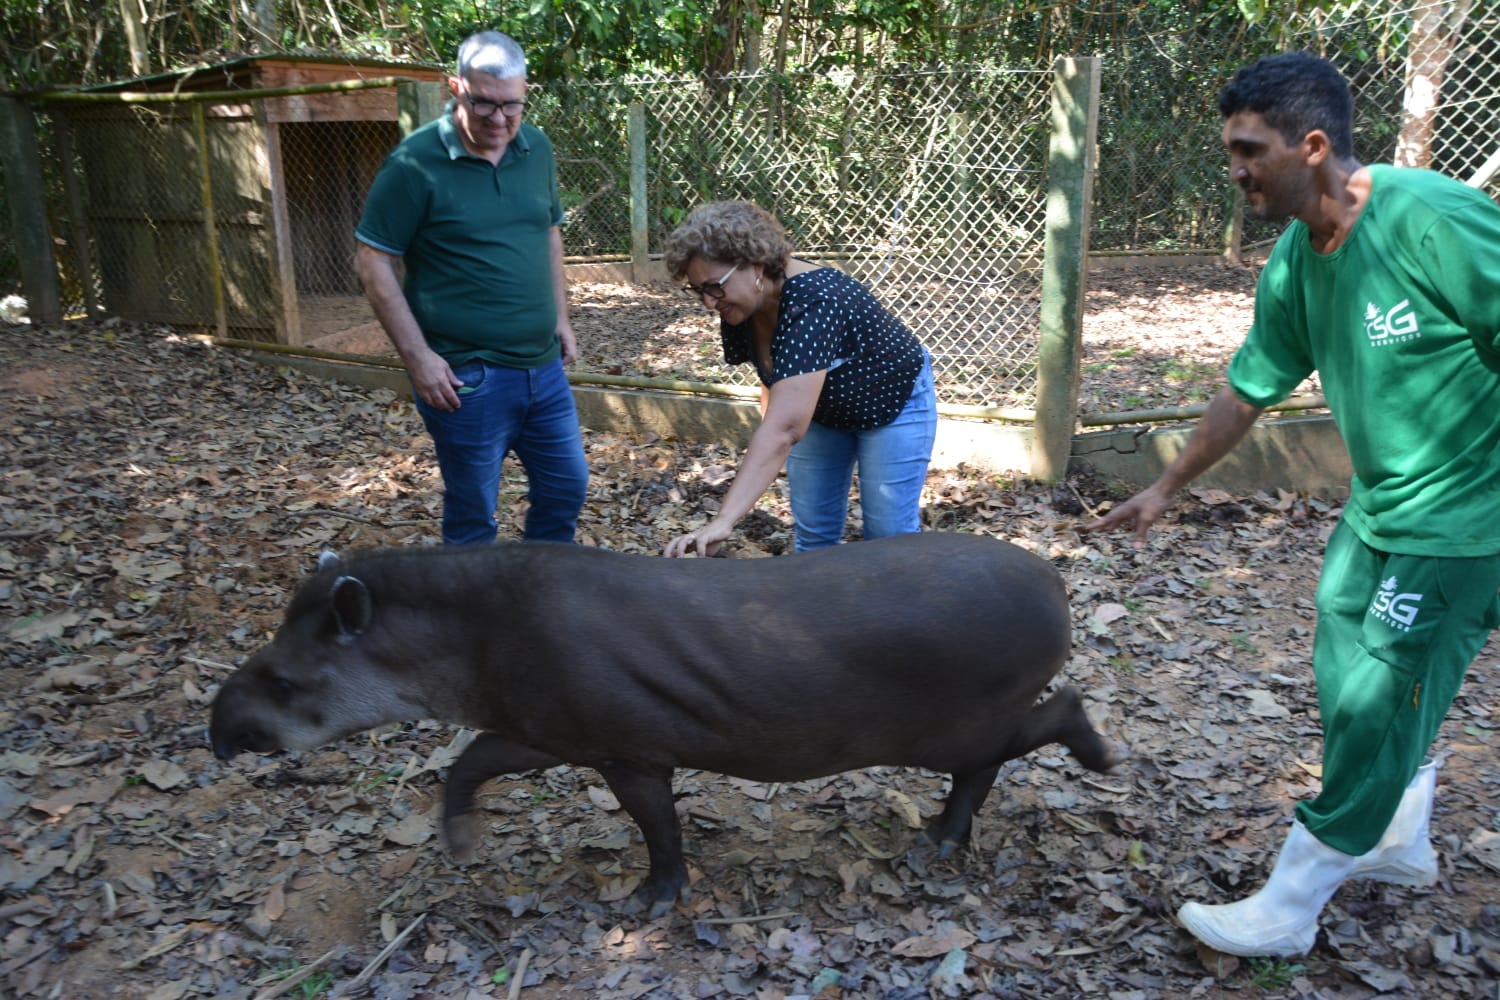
[{"xmin": 356, "ymin": 115, "xmax": 564, "ymax": 368}]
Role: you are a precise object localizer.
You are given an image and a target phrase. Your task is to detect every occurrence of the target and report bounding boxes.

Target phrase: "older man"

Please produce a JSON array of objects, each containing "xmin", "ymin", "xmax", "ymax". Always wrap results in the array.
[{"xmin": 355, "ymin": 30, "xmax": 587, "ymax": 544}]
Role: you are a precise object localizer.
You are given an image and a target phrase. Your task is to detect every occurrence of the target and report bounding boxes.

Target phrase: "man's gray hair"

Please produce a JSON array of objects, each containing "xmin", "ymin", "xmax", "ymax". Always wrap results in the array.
[{"xmin": 456, "ymin": 31, "xmax": 527, "ymax": 81}]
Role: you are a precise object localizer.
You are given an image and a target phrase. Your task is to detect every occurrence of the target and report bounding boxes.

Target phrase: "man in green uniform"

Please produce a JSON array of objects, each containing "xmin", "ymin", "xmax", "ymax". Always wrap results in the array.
[{"xmin": 1088, "ymin": 52, "xmax": 1500, "ymax": 957}]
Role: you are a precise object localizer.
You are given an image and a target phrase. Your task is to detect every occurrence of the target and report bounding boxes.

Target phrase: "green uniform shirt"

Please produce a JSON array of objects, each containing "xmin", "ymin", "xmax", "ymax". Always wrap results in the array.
[
  {"xmin": 1228, "ymin": 165, "xmax": 1500, "ymax": 556},
  {"xmin": 355, "ymin": 115, "xmax": 565, "ymax": 368}
]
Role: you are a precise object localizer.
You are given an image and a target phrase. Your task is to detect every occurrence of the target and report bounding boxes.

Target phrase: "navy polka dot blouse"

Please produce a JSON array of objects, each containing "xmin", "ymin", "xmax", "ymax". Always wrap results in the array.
[{"xmin": 720, "ymin": 266, "xmax": 927, "ymax": 431}]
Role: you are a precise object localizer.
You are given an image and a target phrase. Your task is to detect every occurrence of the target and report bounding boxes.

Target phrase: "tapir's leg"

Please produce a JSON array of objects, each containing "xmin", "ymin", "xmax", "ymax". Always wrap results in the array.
[
  {"xmin": 926, "ymin": 686, "xmax": 1116, "ymax": 853},
  {"xmin": 926, "ymin": 763, "xmax": 1003, "ymax": 855},
  {"xmin": 444, "ymin": 732, "xmax": 566, "ymax": 861},
  {"xmin": 594, "ymin": 761, "xmax": 684, "ymax": 919}
]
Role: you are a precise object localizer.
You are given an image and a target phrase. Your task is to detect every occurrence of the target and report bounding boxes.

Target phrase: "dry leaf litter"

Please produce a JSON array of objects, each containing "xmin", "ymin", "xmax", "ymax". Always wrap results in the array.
[{"xmin": 2, "ymin": 265, "xmax": 1496, "ymax": 1000}]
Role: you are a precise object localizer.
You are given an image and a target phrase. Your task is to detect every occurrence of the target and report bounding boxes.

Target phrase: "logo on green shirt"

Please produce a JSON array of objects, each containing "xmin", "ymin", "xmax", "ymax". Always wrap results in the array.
[{"xmin": 1364, "ymin": 299, "xmax": 1420, "ymax": 347}]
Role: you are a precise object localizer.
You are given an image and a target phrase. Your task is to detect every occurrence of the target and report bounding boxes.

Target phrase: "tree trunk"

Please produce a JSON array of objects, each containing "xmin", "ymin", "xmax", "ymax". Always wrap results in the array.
[
  {"xmin": 1395, "ymin": 0, "xmax": 1471, "ymax": 168},
  {"xmin": 118, "ymin": 0, "xmax": 149, "ymax": 76}
]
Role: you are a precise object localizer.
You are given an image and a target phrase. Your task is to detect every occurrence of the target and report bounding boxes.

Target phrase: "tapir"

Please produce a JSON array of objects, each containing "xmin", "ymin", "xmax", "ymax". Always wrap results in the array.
[{"xmin": 209, "ymin": 531, "xmax": 1115, "ymax": 916}]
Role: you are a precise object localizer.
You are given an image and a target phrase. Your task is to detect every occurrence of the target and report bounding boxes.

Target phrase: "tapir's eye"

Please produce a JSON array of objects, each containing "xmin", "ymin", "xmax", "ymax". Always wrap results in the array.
[{"xmin": 270, "ymin": 676, "xmax": 296, "ymax": 703}]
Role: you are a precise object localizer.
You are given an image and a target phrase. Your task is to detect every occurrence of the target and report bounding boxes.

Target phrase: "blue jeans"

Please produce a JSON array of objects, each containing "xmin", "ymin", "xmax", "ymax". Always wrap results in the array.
[
  {"xmin": 414, "ymin": 358, "xmax": 588, "ymax": 545},
  {"xmin": 784, "ymin": 357, "xmax": 937, "ymax": 551}
]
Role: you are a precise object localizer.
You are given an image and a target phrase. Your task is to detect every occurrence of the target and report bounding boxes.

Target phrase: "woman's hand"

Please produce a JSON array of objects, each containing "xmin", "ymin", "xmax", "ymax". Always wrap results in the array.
[{"xmin": 663, "ymin": 519, "xmax": 733, "ymax": 558}]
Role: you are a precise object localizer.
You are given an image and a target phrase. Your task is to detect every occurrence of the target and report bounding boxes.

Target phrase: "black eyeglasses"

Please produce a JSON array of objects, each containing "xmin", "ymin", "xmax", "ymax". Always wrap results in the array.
[
  {"xmin": 683, "ymin": 262, "xmax": 741, "ymax": 302},
  {"xmin": 464, "ymin": 95, "xmax": 529, "ymax": 120}
]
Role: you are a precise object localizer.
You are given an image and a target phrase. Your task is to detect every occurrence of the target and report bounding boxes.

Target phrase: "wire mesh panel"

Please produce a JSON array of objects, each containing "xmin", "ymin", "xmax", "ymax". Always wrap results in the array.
[
  {"xmin": 1419, "ymin": 10, "xmax": 1500, "ymax": 198},
  {"xmin": 1090, "ymin": 0, "xmax": 1500, "ymax": 253},
  {"xmin": 279, "ymin": 117, "xmax": 403, "ymax": 345},
  {"xmin": 58, "ymin": 102, "xmax": 279, "ymax": 336},
  {"xmin": 14, "ymin": 8, "xmax": 1499, "ymax": 414},
  {"xmin": 586, "ymin": 67, "xmax": 1055, "ymax": 411},
  {"xmin": 530, "ymin": 83, "xmax": 634, "ymax": 258}
]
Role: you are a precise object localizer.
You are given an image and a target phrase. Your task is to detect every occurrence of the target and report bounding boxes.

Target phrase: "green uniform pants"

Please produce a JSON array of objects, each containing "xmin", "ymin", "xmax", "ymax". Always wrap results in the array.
[{"xmin": 1297, "ymin": 519, "xmax": 1500, "ymax": 855}]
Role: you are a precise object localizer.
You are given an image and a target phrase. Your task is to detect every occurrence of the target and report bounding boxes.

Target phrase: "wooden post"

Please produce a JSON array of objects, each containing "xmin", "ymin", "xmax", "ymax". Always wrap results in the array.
[
  {"xmin": 55, "ymin": 113, "xmax": 99, "ymax": 317},
  {"xmin": 0, "ymin": 96, "xmax": 61, "ymax": 323},
  {"xmin": 398, "ymin": 80, "xmax": 447, "ymax": 135},
  {"xmin": 260, "ymin": 113, "xmax": 299, "ymax": 344},
  {"xmin": 1033, "ymin": 56, "xmax": 1100, "ymax": 483},
  {"xmin": 192, "ymin": 102, "xmax": 229, "ymax": 339},
  {"xmin": 629, "ymin": 102, "xmax": 650, "ymax": 283},
  {"xmin": 1223, "ymin": 186, "xmax": 1245, "ymax": 264}
]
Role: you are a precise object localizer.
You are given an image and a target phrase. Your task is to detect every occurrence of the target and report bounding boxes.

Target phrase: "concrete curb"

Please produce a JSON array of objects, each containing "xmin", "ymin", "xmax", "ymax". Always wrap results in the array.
[{"xmin": 258, "ymin": 353, "xmax": 1353, "ymax": 500}]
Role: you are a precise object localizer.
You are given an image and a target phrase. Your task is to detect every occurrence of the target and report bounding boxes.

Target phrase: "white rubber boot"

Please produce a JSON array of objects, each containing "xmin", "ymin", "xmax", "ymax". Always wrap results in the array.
[
  {"xmin": 1177, "ymin": 820, "xmax": 1356, "ymax": 957},
  {"xmin": 1347, "ymin": 760, "xmax": 1438, "ymax": 886}
]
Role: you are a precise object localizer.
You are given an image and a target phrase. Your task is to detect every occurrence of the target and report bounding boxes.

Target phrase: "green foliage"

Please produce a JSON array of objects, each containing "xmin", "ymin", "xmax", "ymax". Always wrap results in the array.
[
  {"xmin": 1244, "ymin": 956, "xmax": 1306, "ymax": 990},
  {"xmin": 265, "ymin": 960, "xmax": 336, "ymax": 999},
  {"xmin": 0, "ymin": 0, "xmax": 1419, "ymax": 90}
]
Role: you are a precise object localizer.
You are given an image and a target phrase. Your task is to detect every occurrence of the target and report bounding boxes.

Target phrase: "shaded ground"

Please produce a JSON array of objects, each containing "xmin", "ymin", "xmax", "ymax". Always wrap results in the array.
[
  {"xmin": 306, "ymin": 258, "xmax": 1321, "ymax": 419},
  {"xmin": 1, "ymin": 269, "xmax": 1494, "ymax": 1000}
]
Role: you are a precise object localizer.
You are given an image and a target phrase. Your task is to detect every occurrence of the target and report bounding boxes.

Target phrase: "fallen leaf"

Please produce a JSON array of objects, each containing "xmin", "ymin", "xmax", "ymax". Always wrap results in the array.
[
  {"xmin": 882, "ymin": 788, "xmax": 925, "ymax": 828},
  {"xmin": 11, "ymin": 610, "xmax": 82, "ymax": 643},
  {"xmin": 262, "ymin": 881, "xmax": 286, "ymax": 921},
  {"xmin": 384, "ymin": 810, "xmax": 436, "ymax": 847},
  {"xmin": 1467, "ymin": 829, "xmax": 1500, "ymax": 873},
  {"xmin": 1242, "ymin": 688, "xmax": 1291, "ymax": 719},
  {"xmin": 893, "ymin": 928, "xmax": 976, "ymax": 958},
  {"xmin": 140, "ymin": 759, "xmax": 189, "ymax": 791}
]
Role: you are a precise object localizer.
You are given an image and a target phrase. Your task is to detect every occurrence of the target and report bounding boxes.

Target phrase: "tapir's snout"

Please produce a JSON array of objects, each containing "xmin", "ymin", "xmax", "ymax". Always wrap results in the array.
[
  {"xmin": 208, "ymin": 710, "xmax": 266, "ymax": 760},
  {"xmin": 209, "ymin": 714, "xmax": 291, "ymax": 760},
  {"xmin": 209, "ymin": 677, "xmax": 286, "ymax": 760}
]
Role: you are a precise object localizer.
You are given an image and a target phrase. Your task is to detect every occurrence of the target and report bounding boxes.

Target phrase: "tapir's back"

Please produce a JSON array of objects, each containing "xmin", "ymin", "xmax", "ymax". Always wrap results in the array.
[{"xmin": 414, "ymin": 532, "xmax": 1078, "ymax": 780}]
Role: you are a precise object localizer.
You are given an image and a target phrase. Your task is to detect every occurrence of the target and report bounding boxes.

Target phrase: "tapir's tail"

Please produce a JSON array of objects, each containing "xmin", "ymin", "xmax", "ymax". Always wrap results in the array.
[{"xmin": 1027, "ymin": 685, "xmax": 1117, "ymax": 773}]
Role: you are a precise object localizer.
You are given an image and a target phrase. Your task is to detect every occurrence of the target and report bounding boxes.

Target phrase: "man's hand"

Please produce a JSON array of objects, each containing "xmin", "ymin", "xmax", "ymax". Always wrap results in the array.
[
  {"xmin": 1084, "ymin": 387, "xmax": 1262, "ymax": 548},
  {"xmin": 557, "ymin": 323, "xmax": 578, "ymax": 366},
  {"xmin": 407, "ymin": 348, "xmax": 464, "ymax": 412},
  {"xmin": 1084, "ymin": 484, "xmax": 1174, "ymax": 548}
]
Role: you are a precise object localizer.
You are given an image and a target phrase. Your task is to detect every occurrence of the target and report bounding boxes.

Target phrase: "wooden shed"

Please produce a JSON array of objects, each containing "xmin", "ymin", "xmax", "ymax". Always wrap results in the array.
[{"xmin": 56, "ymin": 54, "xmax": 447, "ymax": 344}]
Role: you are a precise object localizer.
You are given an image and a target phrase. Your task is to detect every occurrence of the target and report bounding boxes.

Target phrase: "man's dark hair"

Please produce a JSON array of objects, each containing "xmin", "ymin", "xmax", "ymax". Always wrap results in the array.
[{"xmin": 1218, "ymin": 52, "xmax": 1355, "ymax": 158}]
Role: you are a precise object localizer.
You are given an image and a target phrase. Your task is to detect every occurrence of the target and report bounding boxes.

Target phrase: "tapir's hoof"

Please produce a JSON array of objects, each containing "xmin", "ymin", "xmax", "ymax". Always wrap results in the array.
[
  {"xmin": 917, "ymin": 826, "xmax": 968, "ymax": 860},
  {"xmin": 443, "ymin": 813, "xmax": 481, "ymax": 865},
  {"xmin": 628, "ymin": 872, "xmax": 688, "ymax": 920},
  {"xmin": 935, "ymin": 839, "xmax": 964, "ymax": 861}
]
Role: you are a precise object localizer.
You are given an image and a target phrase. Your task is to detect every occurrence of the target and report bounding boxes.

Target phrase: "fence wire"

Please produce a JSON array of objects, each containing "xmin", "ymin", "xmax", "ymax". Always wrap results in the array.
[
  {"xmin": 8, "ymin": 0, "xmax": 1499, "ymax": 417},
  {"xmin": 595, "ymin": 67, "xmax": 1055, "ymax": 408}
]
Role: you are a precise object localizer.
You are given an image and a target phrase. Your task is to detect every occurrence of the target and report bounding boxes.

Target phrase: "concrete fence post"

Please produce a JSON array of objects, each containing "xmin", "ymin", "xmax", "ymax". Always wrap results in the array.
[
  {"xmin": 397, "ymin": 80, "xmax": 447, "ymax": 135},
  {"xmin": 629, "ymin": 102, "xmax": 650, "ymax": 282}
]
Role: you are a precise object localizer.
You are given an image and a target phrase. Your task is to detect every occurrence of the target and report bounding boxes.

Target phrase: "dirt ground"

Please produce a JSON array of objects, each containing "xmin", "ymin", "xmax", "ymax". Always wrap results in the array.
[
  {"xmin": 1, "ymin": 267, "xmax": 1496, "ymax": 1000},
  {"xmin": 299, "ymin": 259, "xmax": 1323, "ymax": 418}
]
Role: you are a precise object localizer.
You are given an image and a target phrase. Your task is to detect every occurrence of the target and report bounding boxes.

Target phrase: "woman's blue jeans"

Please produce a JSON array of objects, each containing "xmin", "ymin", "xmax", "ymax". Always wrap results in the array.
[
  {"xmin": 413, "ymin": 358, "xmax": 588, "ymax": 545},
  {"xmin": 784, "ymin": 357, "xmax": 937, "ymax": 551}
]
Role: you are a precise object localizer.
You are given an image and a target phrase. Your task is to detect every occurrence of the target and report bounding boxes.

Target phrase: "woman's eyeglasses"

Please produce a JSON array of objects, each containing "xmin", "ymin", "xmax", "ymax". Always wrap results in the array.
[{"xmin": 683, "ymin": 262, "xmax": 741, "ymax": 301}]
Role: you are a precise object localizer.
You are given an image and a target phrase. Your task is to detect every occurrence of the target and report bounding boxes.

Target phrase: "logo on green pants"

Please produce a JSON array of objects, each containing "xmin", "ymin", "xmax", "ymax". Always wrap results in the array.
[{"xmin": 1371, "ymin": 575, "xmax": 1423, "ymax": 631}]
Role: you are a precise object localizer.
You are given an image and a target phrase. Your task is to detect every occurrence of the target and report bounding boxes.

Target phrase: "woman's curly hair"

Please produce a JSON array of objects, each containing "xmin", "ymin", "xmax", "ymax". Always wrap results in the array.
[{"xmin": 663, "ymin": 201, "xmax": 791, "ymax": 281}]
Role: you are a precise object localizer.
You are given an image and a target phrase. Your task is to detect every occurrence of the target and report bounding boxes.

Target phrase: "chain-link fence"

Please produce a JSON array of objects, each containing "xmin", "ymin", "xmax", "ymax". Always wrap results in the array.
[
  {"xmin": 570, "ymin": 67, "xmax": 1058, "ymax": 408},
  {"xmin": 1085, "ymin": 1, "xmax": 1500, "ymax": 252},
  {"xmin": 282, "ymin": 118, "xmax": 408, "ymax": 343},
  {"xmin": 55, "ymin": 102, "xmax": 283, "ymax": 335},
  {"xmin": 7, "ymin": 0, "xmax": 1498, "ymax": 414}
]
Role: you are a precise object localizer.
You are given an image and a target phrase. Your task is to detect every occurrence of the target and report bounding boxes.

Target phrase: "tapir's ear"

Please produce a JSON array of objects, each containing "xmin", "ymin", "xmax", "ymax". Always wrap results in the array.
[
  {"xmin": 328, "ymin": 575, "xmax": 372, "ymax": 641},
  {"xmin": 317, "ymin": 550, "xmax": 341, "ymax": 571}
]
